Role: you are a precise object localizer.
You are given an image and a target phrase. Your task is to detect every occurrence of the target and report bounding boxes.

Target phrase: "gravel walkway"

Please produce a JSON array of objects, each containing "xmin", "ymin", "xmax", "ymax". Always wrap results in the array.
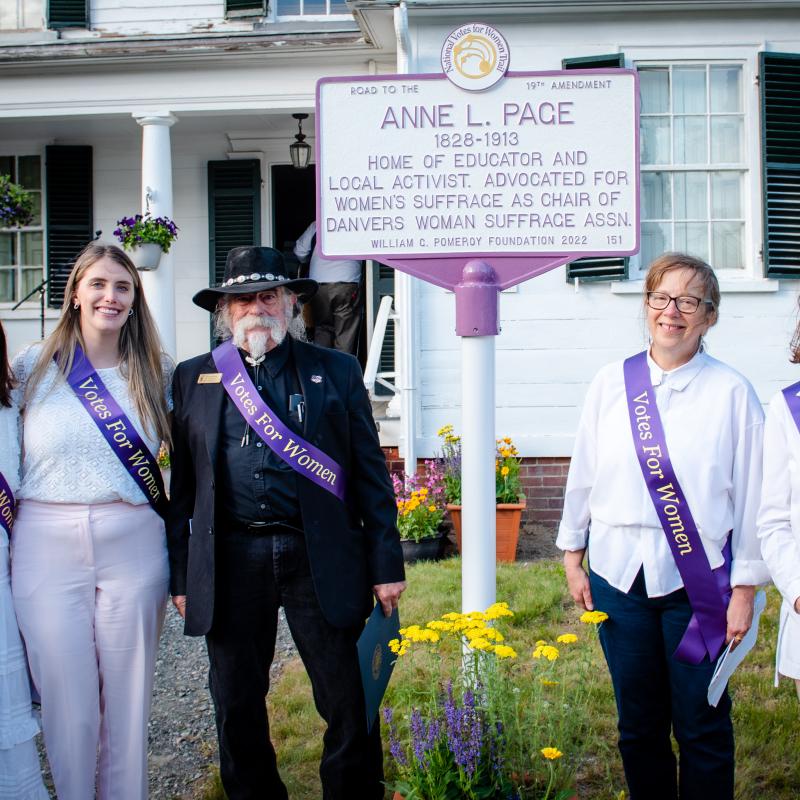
[{"xmin": 37, "ymin": 605, "xmax": 297, "ymax": 800}]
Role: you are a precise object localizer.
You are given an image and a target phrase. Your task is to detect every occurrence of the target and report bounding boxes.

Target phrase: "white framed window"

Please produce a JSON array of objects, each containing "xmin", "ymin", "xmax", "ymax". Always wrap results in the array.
[
  {"xmin": 636, "ymin": 61, "xmax": 749, "ymax": 275},
  {"xmin": 273, "ymin": 0, "xmax": 350, "ymax": 19},
  {"xmin": 0, "ymin": 154, "xmax": 44, "ymax": 305}
]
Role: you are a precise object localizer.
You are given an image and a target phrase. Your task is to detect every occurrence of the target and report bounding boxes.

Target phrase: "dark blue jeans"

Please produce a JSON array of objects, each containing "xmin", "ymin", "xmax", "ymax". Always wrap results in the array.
[
  {"xmin": 589, "ymin": 569, "xmax": 734, "ymax": 800},
  {"xmin": 206, "ymin": 530, "xmax": 383, "ymax": 800}
]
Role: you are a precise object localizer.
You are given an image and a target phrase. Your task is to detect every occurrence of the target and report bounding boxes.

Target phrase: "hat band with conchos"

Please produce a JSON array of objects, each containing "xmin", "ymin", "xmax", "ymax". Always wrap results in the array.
[{"xmin": 222, "ymin": 272, "xmax": 289, "ymax": 288}]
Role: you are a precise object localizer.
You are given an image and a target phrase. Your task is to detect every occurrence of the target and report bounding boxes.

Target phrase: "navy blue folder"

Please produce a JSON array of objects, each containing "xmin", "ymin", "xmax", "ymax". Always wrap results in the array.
[{"xmin": 357, "ymin": 604, "xmax": 400, "ymax": 732}]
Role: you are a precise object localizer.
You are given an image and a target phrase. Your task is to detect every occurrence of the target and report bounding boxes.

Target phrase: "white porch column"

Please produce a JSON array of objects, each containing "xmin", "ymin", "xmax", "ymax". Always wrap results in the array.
[{"xmin": 133, "ymin": 112, "xmax": 177, "ymax": 357}]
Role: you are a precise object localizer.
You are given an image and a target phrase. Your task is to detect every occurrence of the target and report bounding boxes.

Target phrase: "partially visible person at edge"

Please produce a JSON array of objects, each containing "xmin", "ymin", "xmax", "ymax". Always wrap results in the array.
[
  {"xmin": 11, "ymin": 242, "xmax": 172, "ymax": 800},
  {"xmin": 293, "ymin": 220, "xmax": 363, "ymax": 355},
  {"xmin": 557, "ymin": 253, "xmax": 768, "ymax": 800},
  {"xmin": 166, "ymin": 246, "xmax": 405, "ymax": 800},
  {"xmin": 0, "ymin": 319, "xmax": 48, "ymax": 800},
  {"xmin": 758, "ymin": 296, "xmax": 800, "ymax": 700}
]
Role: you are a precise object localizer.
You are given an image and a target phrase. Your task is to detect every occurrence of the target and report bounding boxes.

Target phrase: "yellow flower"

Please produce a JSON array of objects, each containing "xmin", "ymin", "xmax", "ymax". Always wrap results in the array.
[
  {"xmin": 437, "ymin": 424, "xmax": 453, "ymax": 437},
  {"xmin": 426, "ymin": 620, "xmax": 453, "ymax": 631},
  {"xmin": 580, "ymin": 610, "xmax": 609, "ymax": 624},
  {"xmin": 540, "ymin": 679, "xmax": 560, "ymax": 686},
  {"xmin": 556, "ymin": 633, "xmax": 578, "ymax": 644},
  {"xmin": 493, "ymin": 644, "xmax": 517, "ymax": 659},
  {"xmin": 535, "ymin": 639, "xmax": 548, "ymax": 646},
  {"xmin": 484, "ymin": 602, "xmax": 514, "ymax": 619},
  {"xmin": 428, "ymin": 505, "xmax": 436, "ymax": 512},
  {"xmin": 468, "ymin": 637, "xmax": 492, "ymax": 651},
  {"xmin": 481, "ymin": 628, "xmax": 504, "ymax": 642},
  {"xmin": 501, "ymin": 466, "xmax": 510, "ymax": 477},
  {"xmin": 441, "ymin": 612, "xmax": 463, "ymax": 621},
  {"xmin": 532, "ymin": 644, "xmax": 560, "ymax": 661},
  {"xmin": 500, "ymin": 447, "xmax": 511, "ymax": 458},
  {"xmin": 503, "ymin": 437, "xmax": 512, "ymax": 444},
  {"xmin": 541, "ymin": 747, "xmax": 563, "ymax": 761},
  {"xmin": 389, "ymin": 637, "xmax": 411, "ymax": 655}
]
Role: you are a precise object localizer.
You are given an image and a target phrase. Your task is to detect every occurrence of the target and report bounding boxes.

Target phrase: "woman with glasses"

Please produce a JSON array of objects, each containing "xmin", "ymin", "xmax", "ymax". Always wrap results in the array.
[
  {"xmin": 558, "ymin": 253, "xmax": 767, "ymax": 800},
  {"xmin": 758, "ymin": 306, "xmax": 800, "ymax": 700}
]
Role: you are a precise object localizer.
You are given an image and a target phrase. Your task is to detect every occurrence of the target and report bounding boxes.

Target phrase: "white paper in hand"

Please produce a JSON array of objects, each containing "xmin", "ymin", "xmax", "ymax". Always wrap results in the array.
[{"xmin": 707, "ymin": 589, "xmax": 767, "ymax": 707}]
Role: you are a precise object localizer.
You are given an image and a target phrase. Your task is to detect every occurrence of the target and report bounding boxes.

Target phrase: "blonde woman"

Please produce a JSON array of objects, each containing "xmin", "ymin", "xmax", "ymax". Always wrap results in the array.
[
  {"xmin": 11, "ymin": 242, "xmax": 171, "ymax": 800},
  {"xmin": 758, "ymin": 305, "xmax": 800, "ymax": 698},
  {"xmin": 0, "ymin": 320, "xmax": 47, "ymax": 799}
]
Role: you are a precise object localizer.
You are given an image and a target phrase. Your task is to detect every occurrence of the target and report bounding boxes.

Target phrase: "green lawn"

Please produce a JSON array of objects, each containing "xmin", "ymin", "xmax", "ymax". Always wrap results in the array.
[{"xmin": 198, "ymin": 558, "xmax": 800, "ymax": 799}]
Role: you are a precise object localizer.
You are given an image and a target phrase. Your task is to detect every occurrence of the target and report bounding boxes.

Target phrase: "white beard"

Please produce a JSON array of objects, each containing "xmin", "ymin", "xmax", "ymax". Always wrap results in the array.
[{"xmin": 231, "ymin": 314, "xmax": 286, "ymax": 358}]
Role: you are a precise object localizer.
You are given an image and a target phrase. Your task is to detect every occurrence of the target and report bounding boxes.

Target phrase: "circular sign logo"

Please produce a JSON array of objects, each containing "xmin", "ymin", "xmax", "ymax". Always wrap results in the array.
[{"xmin": 441, "ymin": 23, "xmax": 510, "ymax": 91}]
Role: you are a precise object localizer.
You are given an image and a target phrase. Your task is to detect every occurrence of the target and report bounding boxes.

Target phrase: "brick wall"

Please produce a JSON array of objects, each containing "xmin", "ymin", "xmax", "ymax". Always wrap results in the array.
[{"xmin": 381, "ymin": 448, "xmax": 568, "ymax": 560}]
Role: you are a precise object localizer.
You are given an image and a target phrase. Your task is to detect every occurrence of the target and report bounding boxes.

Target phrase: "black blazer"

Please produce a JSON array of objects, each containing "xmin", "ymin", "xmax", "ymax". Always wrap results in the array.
[{"xmin": 167, "ymin": 338, "xmax": 405, "ymax": 636}]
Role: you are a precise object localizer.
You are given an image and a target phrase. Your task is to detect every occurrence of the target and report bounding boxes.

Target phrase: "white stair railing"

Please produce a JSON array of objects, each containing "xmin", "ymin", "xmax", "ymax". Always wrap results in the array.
[{"xmin": 363, "ymin": 294, "xmax": 399, "ymax": 401}]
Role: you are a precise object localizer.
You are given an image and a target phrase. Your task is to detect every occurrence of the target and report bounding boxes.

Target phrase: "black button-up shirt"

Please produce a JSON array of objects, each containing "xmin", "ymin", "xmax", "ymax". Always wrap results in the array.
[{"xmin": 217, "ymin": 338, "xmax": 302, "ymax": 525}]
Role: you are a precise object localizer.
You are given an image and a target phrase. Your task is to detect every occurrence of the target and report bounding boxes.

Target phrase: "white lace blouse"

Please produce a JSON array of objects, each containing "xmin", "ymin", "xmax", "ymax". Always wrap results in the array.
[
  {"xmin": 0, "ymin": 401, "xmax": 20, "ymax": 499},
  {"xmin": 13, "ymin": 344, "xmax": 173, "ymax": 506}
]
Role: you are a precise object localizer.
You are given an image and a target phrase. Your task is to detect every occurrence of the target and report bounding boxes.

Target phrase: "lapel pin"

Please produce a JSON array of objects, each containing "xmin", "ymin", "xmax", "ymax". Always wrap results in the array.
[{"xmin": 311, "ymin": 374, "xmax": 323, "ymax": 384}]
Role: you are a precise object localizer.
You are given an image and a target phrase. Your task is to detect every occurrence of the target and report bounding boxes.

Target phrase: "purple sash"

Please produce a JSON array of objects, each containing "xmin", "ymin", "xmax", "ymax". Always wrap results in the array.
[
  {"xmin": 64, "ymin": 346, "xmax": 167, "ymax": 518},
  {"xmin": 623, "ymin": 351, "xmax": 730, "ymax": 663},
  {"xmin": 212, "ymin": 341, "xmax": 347, "ymax": 502},
  {"xmin": 0, "ymin": 470, "xmax": 14, "ymax": 539},
  {"xmin": 782, "ymin": 380, "xmax": 800, "ymax": 433}
]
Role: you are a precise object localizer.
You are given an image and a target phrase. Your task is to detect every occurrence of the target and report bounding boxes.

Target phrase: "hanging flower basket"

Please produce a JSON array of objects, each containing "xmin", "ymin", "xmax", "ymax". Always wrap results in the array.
[
  {"xmin": 113, "ymin": 213, "xmax": 179, "ymax": 270},
  {"xmin": 128, "ymin": 242, "xmax": 163, "ymax": 271},
  {"xmin": 0, "ymin": 175, "xmax": 34, "ymax": 229}
]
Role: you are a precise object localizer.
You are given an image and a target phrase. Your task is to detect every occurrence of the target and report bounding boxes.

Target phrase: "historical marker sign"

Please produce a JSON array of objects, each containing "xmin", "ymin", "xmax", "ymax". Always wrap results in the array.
[{"xmin": 316, "ymin": 70, "xmax": 639, "ymax": 272}]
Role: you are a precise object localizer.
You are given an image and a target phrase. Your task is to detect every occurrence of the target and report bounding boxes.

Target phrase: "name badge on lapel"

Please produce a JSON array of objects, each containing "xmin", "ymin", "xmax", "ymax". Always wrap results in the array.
[{"xmin": 197, "ymin": 372, "xmax": 222, "ymax": 384}]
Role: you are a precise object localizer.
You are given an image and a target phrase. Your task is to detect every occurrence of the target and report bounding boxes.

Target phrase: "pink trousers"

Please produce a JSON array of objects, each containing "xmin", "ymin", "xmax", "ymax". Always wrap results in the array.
[{"xmin": 11, "ymin": 501, "xmax": 168, "ymax": 800}]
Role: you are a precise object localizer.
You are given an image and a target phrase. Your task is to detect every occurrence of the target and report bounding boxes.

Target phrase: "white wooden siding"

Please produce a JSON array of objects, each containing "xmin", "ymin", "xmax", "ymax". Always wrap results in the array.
[
  {"xmin": 0, "ymin": 0, "xmax": 44, "ymax": 30},
  {"xmin": 90, "ymin": 0, "xmax": 225, "ymax": 34}
]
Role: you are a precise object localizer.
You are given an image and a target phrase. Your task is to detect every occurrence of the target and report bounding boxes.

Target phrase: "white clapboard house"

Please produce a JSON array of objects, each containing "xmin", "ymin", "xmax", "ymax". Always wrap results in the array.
[{"xmin": 2, "ymin": 0, "xmax": 799, "ymax": 546}]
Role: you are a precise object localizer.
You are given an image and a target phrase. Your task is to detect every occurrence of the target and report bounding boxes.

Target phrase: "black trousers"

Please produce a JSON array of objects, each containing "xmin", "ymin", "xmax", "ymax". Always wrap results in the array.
[
  {"xmin": 590, "ymin": 569, "xmax": 734, "ymax": 800},
  {"xmin": 307, "ymin": 282, "xmax": 362, "ymax": 356},
  {"xmin": 205, "ymin": 529, "xmax": 383, "ymax": 800}
]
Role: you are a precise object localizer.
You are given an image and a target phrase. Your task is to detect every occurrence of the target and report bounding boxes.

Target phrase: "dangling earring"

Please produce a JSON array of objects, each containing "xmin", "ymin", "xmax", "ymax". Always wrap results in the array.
[
  {"xmin": 128, "ymin": 309, "xmax": 134, "ymax": 317},
  {"xmin": 73, "ymin": 302, "xmax": 79, "ymax": 310}
]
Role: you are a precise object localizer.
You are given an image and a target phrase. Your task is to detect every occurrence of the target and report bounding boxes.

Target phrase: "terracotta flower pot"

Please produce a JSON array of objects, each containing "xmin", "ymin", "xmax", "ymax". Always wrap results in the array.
[{"xmin": 446, "ymin": 501, "xmax": 525, "ymax": 562}]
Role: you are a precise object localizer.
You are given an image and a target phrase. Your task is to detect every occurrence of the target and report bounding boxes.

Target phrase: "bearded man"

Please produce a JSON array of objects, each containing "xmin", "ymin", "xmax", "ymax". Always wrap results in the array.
[{"xmin": 167, "ymin": 246, "xmax": 406, "ymax": 800}]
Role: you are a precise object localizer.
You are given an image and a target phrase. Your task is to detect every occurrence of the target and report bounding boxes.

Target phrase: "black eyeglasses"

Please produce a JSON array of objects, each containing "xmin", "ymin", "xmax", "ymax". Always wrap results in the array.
[{"xmin": 646, "ymin": 292, "xmax": 711, "ymax": 314}]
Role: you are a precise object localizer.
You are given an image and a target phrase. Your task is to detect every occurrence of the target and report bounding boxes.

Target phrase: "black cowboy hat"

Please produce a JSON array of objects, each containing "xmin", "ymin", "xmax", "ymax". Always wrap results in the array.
[{"xmin": 192, "ymin": 246, "xmax": 318, "ymax": 312}]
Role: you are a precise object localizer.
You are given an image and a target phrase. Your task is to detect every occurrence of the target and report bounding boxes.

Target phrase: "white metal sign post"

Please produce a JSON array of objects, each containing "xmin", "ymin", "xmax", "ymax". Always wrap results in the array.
[{"xmin": 317, "ymin": 62, "xmax": 639, "ymax": 615}]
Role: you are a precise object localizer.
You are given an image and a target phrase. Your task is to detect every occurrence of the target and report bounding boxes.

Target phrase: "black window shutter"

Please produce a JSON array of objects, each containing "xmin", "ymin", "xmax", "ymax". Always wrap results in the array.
[
  {"xmin": 208, "ymin": 160, "xmax": 261, "ymax": 289},
  {"xmin": 226, "ymin": 0, "xmax": 265, "ymax": 13},
  {"xmin": 48, "ymin": 0, "xmax": 87, "ymax": 28},
  {"xmin": 562, "ymin": 53, "xmax": 629, "ymax": 282},
  {"xmin": 46, "ymin": 145, "xmax": 93, "ymax": 309},
  {"xmin": 761, "ymin": 52, "xmax": 800, "ymax": 278}
]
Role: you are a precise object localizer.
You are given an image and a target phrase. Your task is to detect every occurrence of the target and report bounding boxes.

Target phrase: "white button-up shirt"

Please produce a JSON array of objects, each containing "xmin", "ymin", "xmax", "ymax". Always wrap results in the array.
[
  {"xmin": 557, "ymin": 350, "xmax": 768, "ymax": 597},
  {"xmin": 758, "ymin": 388, "xmax": 800, "ymax": 610}
]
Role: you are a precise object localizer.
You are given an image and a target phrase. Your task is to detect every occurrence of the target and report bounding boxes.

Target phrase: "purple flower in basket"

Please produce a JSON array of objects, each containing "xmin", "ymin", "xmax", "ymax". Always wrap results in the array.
[{"xmin": 113, "ymin": 212, "xmax": 179, "ymax": 254}]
